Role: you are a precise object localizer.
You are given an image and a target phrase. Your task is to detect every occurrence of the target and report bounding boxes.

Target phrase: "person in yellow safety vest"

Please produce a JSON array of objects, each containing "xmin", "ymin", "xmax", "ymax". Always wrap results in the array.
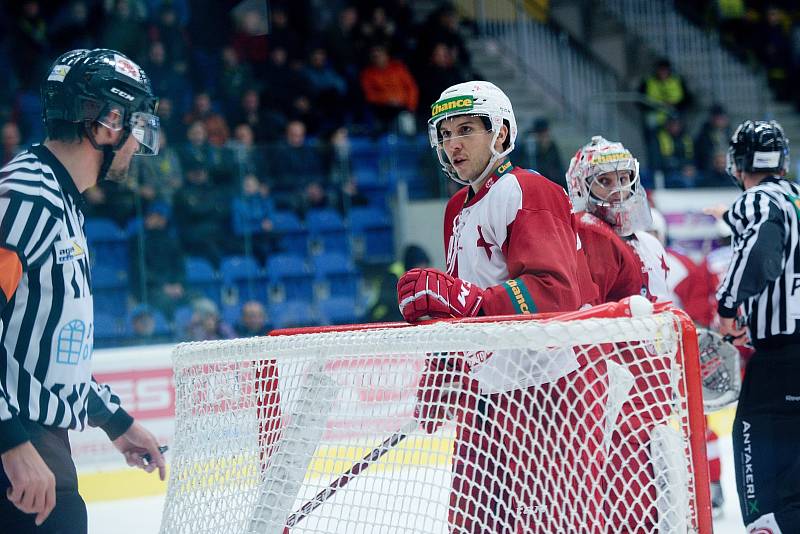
[
  {"xmin": 368, "ymin": 244, "xmax": 431, "ymax": 322},
  {"xmin": 639, "ymin": 58, "xmax": 692, "ymax": 130},
  {"xmin": 655, "ymin": 114, "xmax": 696, "ymax": 184}
]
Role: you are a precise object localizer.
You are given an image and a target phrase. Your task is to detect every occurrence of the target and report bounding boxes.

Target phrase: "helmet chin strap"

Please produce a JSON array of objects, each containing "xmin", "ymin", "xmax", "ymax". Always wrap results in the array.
[
  {"xmin": 444, "ymin": 128, "xmax": 509, "ymax": 187},
  {"xmin": 84, "ymin": 121, "xmax": 130, "ymax": 183}
]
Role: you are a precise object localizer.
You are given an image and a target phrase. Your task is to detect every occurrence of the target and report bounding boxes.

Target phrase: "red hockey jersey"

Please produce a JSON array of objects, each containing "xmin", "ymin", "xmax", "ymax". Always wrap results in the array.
[{"xmin": 442, "ymin": 162, "xmax": 597, "ymax": 314}]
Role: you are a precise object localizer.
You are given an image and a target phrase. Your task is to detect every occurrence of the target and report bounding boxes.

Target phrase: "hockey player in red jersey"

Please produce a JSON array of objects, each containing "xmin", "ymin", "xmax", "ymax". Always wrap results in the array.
[
  {"xmin": 397, "ymin": 81, "xmax": 600, "ymax": 533},
  {"xmin": 565, "ymin": 137, "xmax": 679, "ymax": 531}
]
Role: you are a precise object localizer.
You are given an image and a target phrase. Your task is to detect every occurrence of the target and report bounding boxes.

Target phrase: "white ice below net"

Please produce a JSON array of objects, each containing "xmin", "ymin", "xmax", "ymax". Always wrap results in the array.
[{"xmin": 160, "ymin": 313, "xmax": 701, "ymax": 534}]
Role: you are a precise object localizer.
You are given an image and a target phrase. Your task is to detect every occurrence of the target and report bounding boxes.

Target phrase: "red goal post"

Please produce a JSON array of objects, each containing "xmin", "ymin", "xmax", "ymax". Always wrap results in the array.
[{"xmin": 160, "ymin": 296, "xmax": 712, "ymax": 534}]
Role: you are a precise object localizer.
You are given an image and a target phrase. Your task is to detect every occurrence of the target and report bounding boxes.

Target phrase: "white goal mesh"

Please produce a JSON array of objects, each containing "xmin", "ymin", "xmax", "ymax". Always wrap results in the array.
[{"xmin": 160, "ymin": 298, "xmax": 711, "ymax": 534}]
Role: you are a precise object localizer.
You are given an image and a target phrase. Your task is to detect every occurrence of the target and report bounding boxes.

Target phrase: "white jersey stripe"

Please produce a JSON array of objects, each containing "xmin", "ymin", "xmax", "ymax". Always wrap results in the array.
[{"xmin": 6, "ymin": 199, "xmax": 33, "ymax": 248}]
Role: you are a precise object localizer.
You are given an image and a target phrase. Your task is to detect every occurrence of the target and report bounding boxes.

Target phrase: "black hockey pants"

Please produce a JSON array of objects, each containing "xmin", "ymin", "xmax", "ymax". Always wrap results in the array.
[
  {"xmin": 0, "ymin": 420, "xmax": 87, "ymax": 533},
  {"xmin": 732, "ymin": 343, "xmax": 800, "ymax": 532}
]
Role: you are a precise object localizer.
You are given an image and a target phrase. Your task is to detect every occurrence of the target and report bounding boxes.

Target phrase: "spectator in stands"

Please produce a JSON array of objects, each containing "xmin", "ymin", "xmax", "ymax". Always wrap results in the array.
[
  {"xmin": 234, "ymin": 300, "xmax": 270, "ymax": 337},
  {"xmin": 128, "ymin": 305, "xmax": 161, "ymax": 345},
  {"xmin": 1, "ymin": 122, "xmax": 22, "ymax": 166},
  {"xmin": 694, "ymin": 104, "xmax": 731, "ymax": 173},
  {"xmin": 179, "ymin": 120, "xmax": 233, "ymax": 184},
  {"xmin": 231, "ymin": 174, "xmax": 276, "ymax": 262},
  {"xmin": 230, "ymin": 88, "xmax": 287, "ymax": 144},
  {"xmin": 143, "ymin": 40, "xmax": 191, "ymax": 114},
  {"xmin": 183, "ymin": 92, "xmax": 230, "ymax": 147},
  {"xmin": 696, "ymin": 151, "xmax": 731, "ymax": 188},
  {"xmin": 325, "ymin": 127, "xmax": 369, "ymax": 213},
  {"xmin": 172, "ymin": 162, "xmax": 231, "ymax": 267},
  {"xmin": 760, "ymin": 6, "xmax": 792, "ymax": 101},
  {"xmin": 130, "ymin": 202, "xmax": 188, "ymax": 320},
  {"xmin": 186, "ymin": 0, "xmax": 231, "ymax": 92},
  {"xmin": 416, "ymin": 43, "xmax": 467, "ymax": 125},
  {"xmin": 183, "ymin": 297, "xmax": 236, "ymax": 342},
  {"xmin": 48, "ymin": 1, "xmax": 98, "ymax": 53},
  {"xmin": 130, "ymin": 130, "xmax": 183, "ymax": 205},
  {"xmin": 367, "ymin": 244, "xmax": 431, "ymax": 323},
  {"xmin": 416, "ymin": 4, "xmax": 472, "ymax": 76},
  {"xmin": 149, "ymin": 4, "xmax": 190, "ymax": 71},
  {"xmin": 303, "ymin": 46, "xmax": 348, "ymax": 131},
  {"xmin": 265, "ymin": 6, "xmax": 301, "ymax": 61},
  {"xmin": 8, "ymin": 0, "xmax": 50, "ymax": 91},
  {"xmin": 323, "ymin": 6, "xmax": 363, "ymax": 79},
  {"xmin": 228, "ymin": 123, "xmax": 267, "ymax": 177},
  {"xmin": 154, "ymin": 96, "xmax": 183, "ymax": 143},
  {"xmin": 220, "ymin": 46, "xmax": 256, "ymax": 116},
  {"xmin": 360, "ymin": 43, "xmax": 419, "ymax": 135},
  {"xmin": 655, "ymin": 114, "xmax": 696, "ymax": 185},
  {"xmin": 360, "ymin": 6, "xmax": 400, "ymax": 54},
  {"xmin": 100, "ymin": 0, "xmax": 147, "ymax": 62},
  {"xmin": 639, "ymin": 58, "xmax": 693, "ymax": 131},
  {"xmin": 267, "ymin": 120, "xmax": 328, "ymax": 211},
  {"xmin": 259, "ymin": 46, "xmax": 314, "ymax": 129},
  {"xmin": 231, "ymin": 8, "xmax": 269, "ymax": 68},
  {"xmin": 83, "ymin": 179, "xmax": 138, "ymax": 227},
  {"xmin": 516, "ymin": 118, "xmax": 566, "ymax": 189}
]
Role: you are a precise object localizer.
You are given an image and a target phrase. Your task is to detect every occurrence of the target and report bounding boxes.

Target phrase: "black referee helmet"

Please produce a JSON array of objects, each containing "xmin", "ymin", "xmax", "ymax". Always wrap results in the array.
[
  {"xmin": 41, "ymin": 48, "xmax": 160, "ymax": 157},
  {"xmin": 727, "ymin": 119, "xmax": 790, "ymax": 188}
]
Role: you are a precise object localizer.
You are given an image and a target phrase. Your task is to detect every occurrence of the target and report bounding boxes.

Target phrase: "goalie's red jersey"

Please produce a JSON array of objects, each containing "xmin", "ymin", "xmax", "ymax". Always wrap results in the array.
[{"xmin": 417, "ymin": 164, "xmax": 604, "ymax": 532}]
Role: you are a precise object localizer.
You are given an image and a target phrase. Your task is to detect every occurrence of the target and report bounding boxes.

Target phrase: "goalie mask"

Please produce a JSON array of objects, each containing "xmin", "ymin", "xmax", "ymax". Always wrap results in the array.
[
  {"xmin": 726, "ymin": 119, "xmax": 790, "ymax": 190},
  {"xmin": 428, "ymin": 81, "xmax": 517, "ymax": 186},
  {"xmin": 566, "ymin": 136, "xmax": 652, "ymax": 236}
]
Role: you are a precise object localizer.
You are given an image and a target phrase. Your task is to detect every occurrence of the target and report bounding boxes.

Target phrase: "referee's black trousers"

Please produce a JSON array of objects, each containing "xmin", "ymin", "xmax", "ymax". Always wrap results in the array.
[
  {"xmin": 0, "ymin": 420, "xmax": 87, "ymax": 534},
  {"xmin": 732, "ymin": 343, "xmax": 800, "ymax": 532}
]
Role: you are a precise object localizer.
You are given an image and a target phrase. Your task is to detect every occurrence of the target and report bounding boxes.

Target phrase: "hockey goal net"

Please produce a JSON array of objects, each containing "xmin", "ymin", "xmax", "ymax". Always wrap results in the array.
[{"xmin": 160, "ymin": 296, "xmax": 711, "ymax": 534}]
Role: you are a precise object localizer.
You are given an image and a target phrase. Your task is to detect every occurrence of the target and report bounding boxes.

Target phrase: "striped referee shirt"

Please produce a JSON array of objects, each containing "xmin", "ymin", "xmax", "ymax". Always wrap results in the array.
[
  {"xmin": 716, "ymin": 176, "xmax": 800, "ymax": 350},
  {"xmin": 0, "ymin": 145, "xmax": 132, "ymax": 453}
]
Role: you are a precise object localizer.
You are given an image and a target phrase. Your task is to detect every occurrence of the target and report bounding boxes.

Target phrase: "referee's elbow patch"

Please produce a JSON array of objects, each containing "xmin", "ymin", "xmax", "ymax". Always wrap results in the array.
[{"xmin": 0, "ymin": 247, "xmax": 22, "ymax": 306}]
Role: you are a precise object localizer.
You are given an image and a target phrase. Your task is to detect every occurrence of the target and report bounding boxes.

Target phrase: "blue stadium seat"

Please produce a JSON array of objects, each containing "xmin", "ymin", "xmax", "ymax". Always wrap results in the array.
[
  {"xmin": 94, "ymin": 312, "xmax": 126, "ymax": 348},
  {"xmin": 269, "ymin": 300, "xmax": 316, "ymax": 329},
  {"xmin": 317, "ymin": 296, "xmax": 360, "ymax": 325},
  {"xmin": 173, "ymin": 305, "xmax": 194, "ymax": 335},
  {"xmin": 221, "ymin": 255, "xmax": 267, "ymax": 303},
  {"xmin": 312, "ymin": 252, "xmax": 360, "ymax": 298},
  {"xmin": 221, "ymin": 303, "xmax": 242, "ymax": 328},
  {"xmin": 184, "ymin": 256, "xmax": 222, "ymax": 305},
  {"xmin": 306, "ymin": 208, "xmax": 349, "ymax": 254},
  {"xmin": 85, "ymin": 217, "xmax": 128, "ymax": 270},
  {"xmin": 348, "ymin": 207, "xmax": 394, "ymax": 264},
  {"xmin": 265, "ymin": 254, "xmax": 314, "ymax": 302},
  {"xmin": 91, "ymin": 265, "xmax": 128, "ymax": 316},
  {"xmin": 271, "ymin": 211, "xmax": 309, "ymax": 256},
  {"xmin": 125, "ymin": 306, "xmax": 173, "ymax": 339}
]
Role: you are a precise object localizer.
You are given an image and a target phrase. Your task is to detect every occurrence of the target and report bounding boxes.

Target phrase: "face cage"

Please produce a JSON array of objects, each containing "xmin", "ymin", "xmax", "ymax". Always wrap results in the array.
[
  {"xmin": 584, "ymin": 165, "xmax": 652, "ymax": 236},
  {"xmin": 429, "ymin": 113, "xmax": 511, "ymax": 186}
]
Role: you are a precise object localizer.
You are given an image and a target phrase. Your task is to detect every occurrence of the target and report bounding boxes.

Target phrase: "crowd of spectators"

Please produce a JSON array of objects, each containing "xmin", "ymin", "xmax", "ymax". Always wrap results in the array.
[
  {"xmin": 0, "ymin": 0, "xmax": 478, "ymax": 344},
  {"xmin": 676, "ymin": 1, "xmax": 800, "ymax": 110}
]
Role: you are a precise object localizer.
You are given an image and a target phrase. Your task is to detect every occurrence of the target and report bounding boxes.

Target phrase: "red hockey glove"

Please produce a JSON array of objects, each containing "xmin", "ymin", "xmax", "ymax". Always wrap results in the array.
[{"xmin": 397, "ymin": 268, "xmax": 484, "ymax": 323}]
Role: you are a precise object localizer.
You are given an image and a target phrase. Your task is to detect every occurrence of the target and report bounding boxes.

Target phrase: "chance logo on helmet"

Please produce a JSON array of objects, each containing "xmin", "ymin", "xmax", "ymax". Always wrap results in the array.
[{"xmin": 431, "ymin": 96, "xmax": 474, "ymax": 120}]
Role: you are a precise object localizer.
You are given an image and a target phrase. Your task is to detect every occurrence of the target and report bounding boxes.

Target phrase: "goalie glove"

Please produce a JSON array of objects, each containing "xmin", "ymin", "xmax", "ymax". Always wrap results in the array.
[
  {"xmin": 397, "ymin": 268, "xmax": 483, "ymax": 322},
  {"xmin": 697, "ymin": 328, "xmax": 742, "ymax": 412}
]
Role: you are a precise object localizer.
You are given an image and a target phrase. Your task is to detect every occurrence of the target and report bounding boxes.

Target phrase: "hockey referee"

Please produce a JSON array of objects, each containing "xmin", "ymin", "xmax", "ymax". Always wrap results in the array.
[
  {"xmin": 716, "ymin": 120, "xmax": 800, "ymax": 533},
  {"xmin": 0, "ymin": 49, "xmax": 165, "ymax": 533}
]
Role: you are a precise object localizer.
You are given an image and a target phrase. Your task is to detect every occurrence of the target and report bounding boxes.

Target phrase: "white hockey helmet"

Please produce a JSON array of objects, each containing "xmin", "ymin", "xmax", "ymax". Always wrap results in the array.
[
  {"xmin": 428, "ymin": 81, "xmax": 517, "ymax": 185},
  {"xmin": 566, "ymin": 136, "xmax": 652, "ymax": 236}
]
